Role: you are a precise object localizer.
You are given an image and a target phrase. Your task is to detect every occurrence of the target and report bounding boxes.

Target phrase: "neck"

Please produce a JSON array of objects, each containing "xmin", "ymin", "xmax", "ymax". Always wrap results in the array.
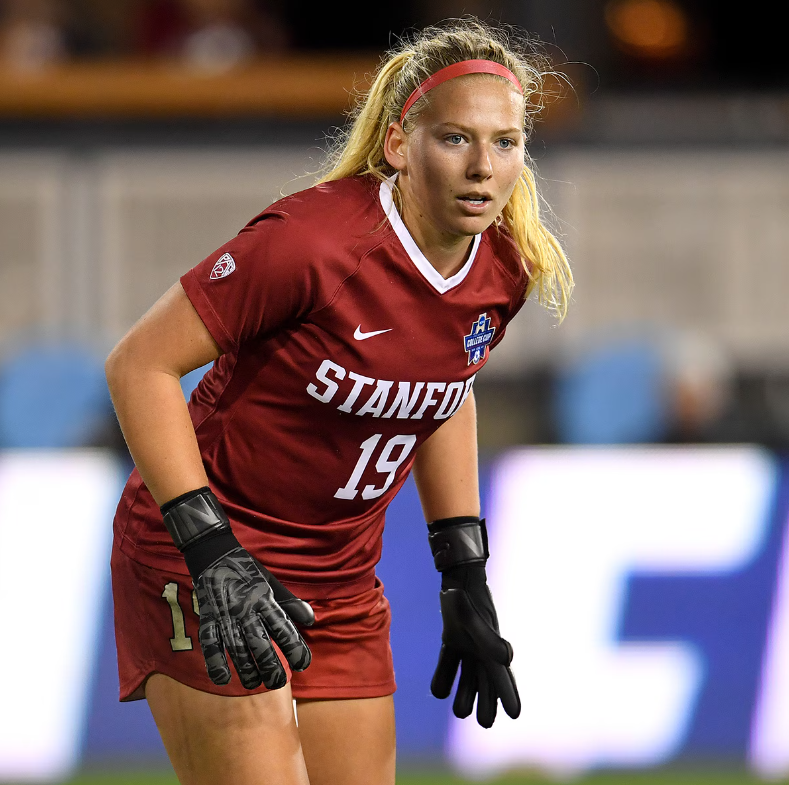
[
  {"xmin": 399, "ymin": 202, "xmax": 474, "ymax": 280},
  {"xmin": 425, "ymin": 237, "xmax": 475, "ymax": 279}
]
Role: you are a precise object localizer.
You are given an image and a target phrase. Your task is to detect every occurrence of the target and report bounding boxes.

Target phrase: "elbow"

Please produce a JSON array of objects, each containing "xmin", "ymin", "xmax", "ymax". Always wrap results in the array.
[
  {"xmin": 104, "ymin": 347, "xmax": 120, "ymax": 397},
  {"xmin": 104, "ymin": 338, "xmax": 132, "ymax": 396},
  {"xmin": 105, "ymin": 336, "xmax": 183, "ymax": 398}
]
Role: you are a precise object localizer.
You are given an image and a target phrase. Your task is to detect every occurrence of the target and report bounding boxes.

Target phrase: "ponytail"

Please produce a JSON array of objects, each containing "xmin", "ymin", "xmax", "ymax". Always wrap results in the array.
[{"xmin": 319, "ymin": 51, "xmax": 411, "ymax": 183}]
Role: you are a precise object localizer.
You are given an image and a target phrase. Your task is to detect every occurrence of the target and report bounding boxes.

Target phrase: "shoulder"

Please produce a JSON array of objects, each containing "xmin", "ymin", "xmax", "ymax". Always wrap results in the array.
[
  {"xmin": 181, "ymin": 178, "xmax": 383, "ymax": 350},
  {"xmin": 244, "ymin": 176, "xmax": 381, "ymax": 242},
  {"xmin": 216, "ymin": 175, "xmax": 385, "ymax": 311}
]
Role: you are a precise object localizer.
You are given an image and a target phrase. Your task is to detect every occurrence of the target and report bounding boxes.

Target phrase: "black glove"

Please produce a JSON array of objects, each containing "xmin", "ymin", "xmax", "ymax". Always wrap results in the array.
[
  {"xmin": 161, "ymin": 487, "xmax": 313, "ymax": 690},
  {"xmin": 428, "ymin": 516, "xmax": 520, "ymax": 728}
]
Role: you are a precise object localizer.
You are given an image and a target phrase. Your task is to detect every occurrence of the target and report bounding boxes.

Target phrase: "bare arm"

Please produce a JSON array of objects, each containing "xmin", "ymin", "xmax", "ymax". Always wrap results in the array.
[
  {"xmin": 412, "ymin": 391, "xmax": 481, "ymax": 522},
  {"xmin": 415, "ymin": 390, "xmax": 521, "ymax": 728},
  {"xmin": 105, "ymin": 282, "xmax": 222, "ymax": 505}
]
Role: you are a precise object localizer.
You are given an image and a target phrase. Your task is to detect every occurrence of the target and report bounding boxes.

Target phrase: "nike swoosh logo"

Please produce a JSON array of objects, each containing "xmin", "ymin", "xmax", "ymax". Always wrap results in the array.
[{"xmin": 354, "ymin": 325, "xmax": 393, "ymax": 341}]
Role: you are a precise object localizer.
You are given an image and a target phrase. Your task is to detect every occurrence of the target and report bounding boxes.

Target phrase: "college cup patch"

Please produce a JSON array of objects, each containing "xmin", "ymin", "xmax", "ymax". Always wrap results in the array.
[
  {"xmin": 464, "ymin": 313, "xmax": 495, "ymax": 365},
  {"xmin": 210, "ymin": 253, "xmax": 236, "ymax": 279}
]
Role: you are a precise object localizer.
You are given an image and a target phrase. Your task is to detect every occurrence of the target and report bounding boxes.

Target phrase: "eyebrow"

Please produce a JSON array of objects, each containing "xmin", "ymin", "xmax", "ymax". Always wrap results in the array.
[{"xmin": 435, "ymin": 122, "xmax": 523, "ymax": 136}]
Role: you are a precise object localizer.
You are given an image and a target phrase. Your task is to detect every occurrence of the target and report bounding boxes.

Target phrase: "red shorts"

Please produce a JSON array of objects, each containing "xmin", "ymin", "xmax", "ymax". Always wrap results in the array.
[{"xmin": 111, "ymin": 544, "xmax": 396, "ymax": 701}]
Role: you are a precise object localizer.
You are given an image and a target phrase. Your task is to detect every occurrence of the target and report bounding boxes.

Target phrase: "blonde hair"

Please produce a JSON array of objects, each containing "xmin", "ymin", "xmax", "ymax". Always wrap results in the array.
[{"xmin": 318, "ymin": 17, "xmax": 573, "ymax": 321}]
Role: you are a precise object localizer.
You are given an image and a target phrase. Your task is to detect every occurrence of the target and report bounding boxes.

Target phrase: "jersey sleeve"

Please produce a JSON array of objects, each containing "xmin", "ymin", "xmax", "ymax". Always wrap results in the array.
[
  {"xmin": 490, "ymin": 258, "xmax": 530, "ymax": 352},
  {"xmin": 483, "ymin": 226, "xmax": 530, "ymax": 352},
  {"xmin": 180, "ymin": 213, "xmax": 317, "ymax": 354},
  {"xmin": 490, "ymin": 287, "xmax": 527, "ymax": 351}
]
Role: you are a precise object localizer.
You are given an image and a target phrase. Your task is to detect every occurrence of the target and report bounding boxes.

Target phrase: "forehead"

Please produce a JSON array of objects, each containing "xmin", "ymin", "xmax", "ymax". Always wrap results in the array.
[{"xmin": 416, "ymin": 73, "xmax": 525, "ymax": 127}]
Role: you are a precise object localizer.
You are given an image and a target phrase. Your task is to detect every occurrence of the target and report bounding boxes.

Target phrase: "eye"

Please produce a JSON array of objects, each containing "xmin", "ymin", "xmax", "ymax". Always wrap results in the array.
[
  {"xmin": 497, "ymin": 138, "xmax": 516, "ymax": 149},
  {"xmin": 446, "ymin": 134, "xmax": 465, "ymax": 145}
]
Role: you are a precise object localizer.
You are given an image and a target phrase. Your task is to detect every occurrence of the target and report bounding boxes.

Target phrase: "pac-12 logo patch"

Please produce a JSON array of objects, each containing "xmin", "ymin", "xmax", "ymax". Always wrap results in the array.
[
  {"xmin": 210, "ymin": 253, "xmax": 236, "ymax": 279},
  {"xmin": 464, "ymin": 313, "xmax": 495, "ymax": 365}
]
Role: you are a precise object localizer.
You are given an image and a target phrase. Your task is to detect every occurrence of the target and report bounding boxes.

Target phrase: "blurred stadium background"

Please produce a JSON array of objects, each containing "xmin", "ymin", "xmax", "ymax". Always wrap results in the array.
[{"xmin": 1, "ymin": 0, "xmax": 789, "ymax": 783}]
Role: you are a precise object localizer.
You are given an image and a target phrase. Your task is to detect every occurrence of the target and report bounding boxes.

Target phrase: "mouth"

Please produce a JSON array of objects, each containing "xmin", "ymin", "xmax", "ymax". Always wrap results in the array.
[
  {"xmin": 456, "ymin": 194, "xmax": 493, "ymax": 215},
  {"xmin": 457, "ymin": 193, "xmax": 492, "ymax": 206}
]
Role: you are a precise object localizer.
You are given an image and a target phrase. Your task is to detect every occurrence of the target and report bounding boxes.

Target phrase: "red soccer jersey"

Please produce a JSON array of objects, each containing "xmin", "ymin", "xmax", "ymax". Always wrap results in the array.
[{"xmin": 113, "ymin": 175, "xmax": 528, "ymax": 599}]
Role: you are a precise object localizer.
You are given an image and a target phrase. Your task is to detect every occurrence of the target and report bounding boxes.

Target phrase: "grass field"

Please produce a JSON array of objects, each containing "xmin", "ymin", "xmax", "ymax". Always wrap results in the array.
[{"xmin": 64, "ymin": 769, "xmax": 785, "ymax": 785}]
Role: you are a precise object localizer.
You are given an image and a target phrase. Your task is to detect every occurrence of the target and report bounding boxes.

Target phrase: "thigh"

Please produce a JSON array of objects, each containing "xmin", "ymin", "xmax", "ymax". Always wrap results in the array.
[
  {"xmin": 295, "ymin": 696, "xmax": 396, "ymax": 785},
  {"xmin": 146, "ymin": 673, "xmax": 310, "ymax": 785}
]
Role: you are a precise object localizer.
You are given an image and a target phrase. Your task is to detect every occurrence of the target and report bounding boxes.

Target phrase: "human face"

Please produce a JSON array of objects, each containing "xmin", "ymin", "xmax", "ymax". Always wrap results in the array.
[{"xmin": 385, "ymin": 74, "xmax": 525, "ymax": 261}]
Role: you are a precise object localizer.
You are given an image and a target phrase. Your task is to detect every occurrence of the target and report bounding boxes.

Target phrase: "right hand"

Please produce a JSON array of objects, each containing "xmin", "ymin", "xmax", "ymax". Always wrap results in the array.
[
  {"xmin": 161, "ymin": 486, "xmax": 313, "ymax": 690},
  {"xmin": 194, "ymin": 547, "xmax": 313, "ymax": 690}
]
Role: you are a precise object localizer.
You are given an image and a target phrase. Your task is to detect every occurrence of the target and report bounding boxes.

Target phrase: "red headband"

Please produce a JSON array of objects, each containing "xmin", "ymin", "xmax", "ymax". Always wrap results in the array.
[{"xmin": 399, "ymin": 59, "xmax": 523, "ymax": 124}]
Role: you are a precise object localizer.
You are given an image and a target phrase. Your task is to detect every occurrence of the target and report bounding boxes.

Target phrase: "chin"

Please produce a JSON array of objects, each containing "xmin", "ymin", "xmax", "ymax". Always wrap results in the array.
[{"xmin": 456, "ymin": 216, "xmax": 495, "ymax": 236}]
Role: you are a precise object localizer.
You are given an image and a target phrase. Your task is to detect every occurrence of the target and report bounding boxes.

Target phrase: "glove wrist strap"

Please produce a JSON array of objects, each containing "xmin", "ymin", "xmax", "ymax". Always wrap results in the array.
[
  {"xmin": 161, "ymin": 486, "xmax": 231, "ymax": 550},
  {"xmin": 183, "ymin": 530, "xmax": 242, "ymax": 579},
  {"xmin": 161, "ymin": 487, "xmax": 243, "ymax": 579},
  {"xmin": 427, "ymin": 516, "xmax": 489, "ymax": 572}
]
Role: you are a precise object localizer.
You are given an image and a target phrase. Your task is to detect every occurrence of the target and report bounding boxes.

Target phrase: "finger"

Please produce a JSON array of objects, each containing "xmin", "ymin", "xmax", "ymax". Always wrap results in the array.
[
  {"xmin": 476, "ymin": 667, "xmax": 497, "ymax": 728},
  {"xmin": 240, "ymin": 615, "xmax": 287, "ymax": 690},
  {"xmin": 278, "ymin": 597, "xmax": 315, "ymax": 627},
  {"xmin": 257, "ymin": 598, "xmax": 312, "ymax": 672},
  {"xmin": 198, "ymin": 620, "xmax": 231, "ymax": 685},
  {"xmin": 430, "ymin": 645, "xmax": 460, "ymax": 699},
  {"xmin": 491, "ymin": 664, "xmax": 521, "ymax": 719},
  {"xmin": 253, "ymin": 560, "xmax": 315, "ymax": 626},
  {"xmin": 452, "ymin": 659, "xmax": 477, "ymax": 719},
  {"xmin": 220, "ymin": 617, "xmax": 262, "ymax": 690}
]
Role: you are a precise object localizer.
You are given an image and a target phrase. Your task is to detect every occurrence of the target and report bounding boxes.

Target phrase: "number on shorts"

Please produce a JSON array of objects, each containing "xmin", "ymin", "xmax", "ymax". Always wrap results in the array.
[
  {"xmin": 334, "ymin": 433, "xmax": 417, "ymax": 501},
  {"xmin": 162, "ymin": 582, "xmax": 198, "ymax": 652}
]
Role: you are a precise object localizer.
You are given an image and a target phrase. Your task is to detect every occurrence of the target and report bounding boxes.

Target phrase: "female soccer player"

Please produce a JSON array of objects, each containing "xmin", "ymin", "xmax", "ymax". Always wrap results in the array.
[{"xmin": 106, "ymin": 16, "xmax": 572, "ymax": 785}]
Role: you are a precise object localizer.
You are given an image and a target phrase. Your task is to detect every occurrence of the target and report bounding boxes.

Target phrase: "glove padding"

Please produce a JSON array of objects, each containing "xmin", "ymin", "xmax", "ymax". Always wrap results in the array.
[
  {"xmin": 431, "ymin": 565, "xmax": 521, "ymax": 728},
  {"xmin": 194, "ymin": 547, "xmax": 313, "ymax": 690},
  {"xmin": 255, "ymin": 559, "xmax": 315, "ymax": 628},
  {"xmin": 161, "ymin": 487, "xmax": 313, "ymax": 691}
]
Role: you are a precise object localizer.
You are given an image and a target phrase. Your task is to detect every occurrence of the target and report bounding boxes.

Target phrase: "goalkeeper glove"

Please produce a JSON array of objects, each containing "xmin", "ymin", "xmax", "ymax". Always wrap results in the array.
[
  {"xmin": 428, "ymin": 516, "xmax": 520, "ymax": 728},
  {"xmin": 161, "ymin": 486, "xmax": 313, "ymax": 690}
]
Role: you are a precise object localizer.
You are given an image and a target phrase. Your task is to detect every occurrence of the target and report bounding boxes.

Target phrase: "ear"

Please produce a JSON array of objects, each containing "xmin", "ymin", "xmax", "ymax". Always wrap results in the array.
[{"xmin": 383, "ymin": 121, "xmax": 408, "ymax": 172}]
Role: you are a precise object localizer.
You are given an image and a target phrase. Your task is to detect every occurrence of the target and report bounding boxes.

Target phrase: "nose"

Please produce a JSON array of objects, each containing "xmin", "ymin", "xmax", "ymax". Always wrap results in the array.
[{"xmin": 467, "ymin": 142, "xmax": 493, "ymax": 180}]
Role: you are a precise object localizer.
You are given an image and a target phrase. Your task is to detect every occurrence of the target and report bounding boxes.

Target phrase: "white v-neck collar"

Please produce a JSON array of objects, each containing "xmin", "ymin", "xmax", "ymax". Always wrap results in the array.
[{"xmin": 379, "ymin": 174, "xmax": 480, "ymax": 294}]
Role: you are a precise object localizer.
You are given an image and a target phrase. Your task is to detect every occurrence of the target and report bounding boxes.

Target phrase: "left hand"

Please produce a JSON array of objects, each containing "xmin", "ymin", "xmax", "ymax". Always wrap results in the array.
[
  {"xmin": 427, "ymin": 516, "xmax": 520, "ymax": 728},
  {"xmin": 431, "ymin": 564, "xmax": 521, "ymax": 727}
]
